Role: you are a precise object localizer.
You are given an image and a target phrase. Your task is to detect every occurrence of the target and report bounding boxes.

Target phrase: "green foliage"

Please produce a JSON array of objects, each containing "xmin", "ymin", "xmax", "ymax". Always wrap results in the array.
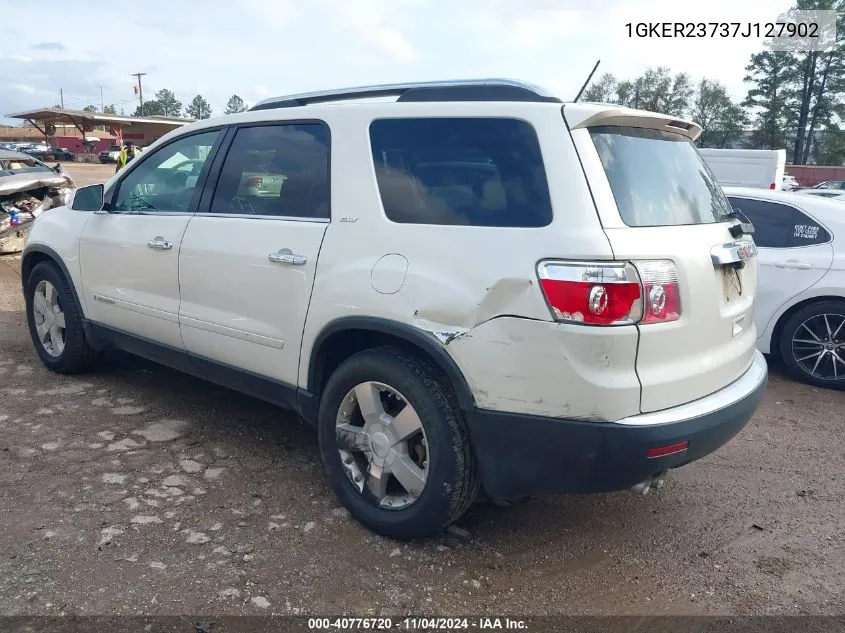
[
  {"xmin": 224, "ymin": 94, "xmax": 248, "ymax": 115},
  {"xmin": 186, "ymin": 94, "xmax": 212, "ymax": 119}
]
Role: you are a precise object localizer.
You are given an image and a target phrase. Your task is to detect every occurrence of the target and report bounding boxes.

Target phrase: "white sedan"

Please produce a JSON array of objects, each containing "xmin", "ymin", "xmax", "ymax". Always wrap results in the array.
[{"xmin": 724, "ymin": 187, "xmax": 845, "ymax": 389}]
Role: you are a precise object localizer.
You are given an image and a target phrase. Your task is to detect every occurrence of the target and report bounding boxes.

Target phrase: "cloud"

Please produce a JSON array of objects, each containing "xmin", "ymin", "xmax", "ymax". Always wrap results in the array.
[
  {"xmin": 367, "ymin": 27, "xmax": 416, "ymax": 62},
  {"xmin": 0, "ymin": 0, "xmax": 797, "ymax": 125},
  {"xmin": 31, "ymin": 42, "xmax": 65, "ymax": 51}
]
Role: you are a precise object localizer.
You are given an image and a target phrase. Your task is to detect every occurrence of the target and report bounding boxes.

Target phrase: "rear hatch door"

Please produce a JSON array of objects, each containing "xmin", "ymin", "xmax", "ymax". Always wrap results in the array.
[{"xmin": 565, "ymin": 105, "xmax": 758, "ymax": 413}]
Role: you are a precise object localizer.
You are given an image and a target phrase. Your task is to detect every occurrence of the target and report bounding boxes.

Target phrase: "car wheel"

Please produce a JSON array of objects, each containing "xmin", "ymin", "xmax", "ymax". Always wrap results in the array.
[
  {"xmin": 317, "ymin": 347, "xmax": 479, "ymax": 540},
  {"xmin": 25, "ymin": 261, "xmax": 98, "ymax": 374},
  {"xmin": 779, "ymin": 299, "xmax": 845, "ymax": 389}
]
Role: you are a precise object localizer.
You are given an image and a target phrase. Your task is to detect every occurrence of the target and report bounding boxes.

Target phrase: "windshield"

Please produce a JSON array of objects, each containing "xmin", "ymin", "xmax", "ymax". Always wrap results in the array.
[
  {"xmin": 0, "ymin": 157, "xmax": 53, "ymax": 177},
  {"xmin": 589, "ymin": 125, "xmax": 733, "ymax": 227}
]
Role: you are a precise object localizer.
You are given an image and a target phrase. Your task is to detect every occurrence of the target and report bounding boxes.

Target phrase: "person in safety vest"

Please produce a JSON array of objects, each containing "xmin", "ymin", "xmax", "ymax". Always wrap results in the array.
[{"xmin": 116, "ymin": 141, "xmax": 141, "ymax": 172}]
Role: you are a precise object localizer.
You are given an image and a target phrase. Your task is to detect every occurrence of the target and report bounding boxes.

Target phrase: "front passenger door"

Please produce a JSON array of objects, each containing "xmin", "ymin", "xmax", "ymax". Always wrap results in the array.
[{"xmin": 79, "ymin": 129, "xmax": 223, "ymax": 349}]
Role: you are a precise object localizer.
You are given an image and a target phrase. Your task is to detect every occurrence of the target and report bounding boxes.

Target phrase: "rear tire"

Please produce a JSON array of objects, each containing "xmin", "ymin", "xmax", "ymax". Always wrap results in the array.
[
  {"xmin": 317, "ymin": 347, "xmax": 478, "ymax": 539},
  {"xmin": 25, "ymin": 261, "xmax": 97, "ymax": 374},
  {"xmin": 779, "ymin": 299, "xmax": 845, "ymax": 390}
]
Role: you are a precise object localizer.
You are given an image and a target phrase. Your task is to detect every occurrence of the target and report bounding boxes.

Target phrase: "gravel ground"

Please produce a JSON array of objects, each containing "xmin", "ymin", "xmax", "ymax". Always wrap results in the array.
[{"xmin": 0, "ymin": 164, "xmax": 842, "ymax": 616}]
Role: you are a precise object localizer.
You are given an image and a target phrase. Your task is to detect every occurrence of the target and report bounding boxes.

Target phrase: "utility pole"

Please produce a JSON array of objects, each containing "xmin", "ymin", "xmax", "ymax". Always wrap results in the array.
[
  {"xmin": 130, "ymin": 72, "xmax": 147, "ymax": 113},
  {"xmin": 100, "ymin": 85, "xmax": 104, "ymax": 112},
  {"xmin": 59, "ymin": 88, "xmax": 64, "ymax": 109}
]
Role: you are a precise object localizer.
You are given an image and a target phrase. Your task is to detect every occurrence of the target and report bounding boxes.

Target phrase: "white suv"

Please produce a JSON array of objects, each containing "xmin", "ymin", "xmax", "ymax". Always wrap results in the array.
[{"xmin": 22, "ymin": 79, "xmax": 767, "ymax": 539}]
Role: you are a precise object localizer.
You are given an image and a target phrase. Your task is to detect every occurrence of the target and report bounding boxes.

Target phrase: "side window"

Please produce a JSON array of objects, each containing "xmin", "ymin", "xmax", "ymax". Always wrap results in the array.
[
  {"xmin": 209, "ymin": 123, "xmax": 330, "ymax": 219},
  {"xmin": 727, "ymin": 197, "xmax": 830, "ymax": 248},
  {"xmin": 369, "ymin": 118, "xmax": 553, "ymax": 227},
  {"xmin": 113, "ymin": 130, "xmax": 220, "ymax": 213}
]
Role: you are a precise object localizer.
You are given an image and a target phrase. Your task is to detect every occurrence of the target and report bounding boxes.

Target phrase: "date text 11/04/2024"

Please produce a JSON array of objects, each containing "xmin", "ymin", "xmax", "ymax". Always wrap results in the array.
[
  {"xmin": 625, "ymin": 22, "xmax": 821, "ymax": 38},
  {"xmin": 307, "ymin": 618, "xmax": 528, "ymax": 630}
]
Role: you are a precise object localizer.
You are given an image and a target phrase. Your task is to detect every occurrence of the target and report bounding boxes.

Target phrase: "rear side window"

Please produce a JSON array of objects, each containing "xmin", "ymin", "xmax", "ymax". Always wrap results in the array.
[
  {"xmin": 369, "ymin": 118, "xmax": 552, "ymax": 227},
  {"xmin": 589, "ymin": 126, "xmax": 733, "ymax": 227},
  {"xmin": 726, "ymin": 197, "xmax": 830, "ymax": 248},
  {"xmin": 210, "ymin": 123, "xmax": 330, "ymax": 219}
]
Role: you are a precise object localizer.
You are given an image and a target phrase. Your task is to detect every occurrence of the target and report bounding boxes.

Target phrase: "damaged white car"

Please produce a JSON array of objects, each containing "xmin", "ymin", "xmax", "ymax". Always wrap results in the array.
[
  {"xmin": 21, "ymin": 79, "xmax": 767, "ymax": 539},
  {"xmin": 1, "ymin": 149, "xmax": 75, "ymax": 253}
]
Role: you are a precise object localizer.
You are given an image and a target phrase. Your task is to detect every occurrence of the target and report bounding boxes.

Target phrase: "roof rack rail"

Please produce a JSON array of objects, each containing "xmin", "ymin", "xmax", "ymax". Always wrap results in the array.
[{"xmin": 249, "ymin": 79, "xmax": 561, "ymax": 111}]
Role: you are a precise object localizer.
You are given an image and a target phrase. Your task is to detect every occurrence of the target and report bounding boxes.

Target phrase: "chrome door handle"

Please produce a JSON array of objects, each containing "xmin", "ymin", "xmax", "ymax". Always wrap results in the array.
[
  {"xmin": 147, "ymin": 237, "xmax": 173, "ymax": 251},
  {"xmin": 269, "ymin": 250, "xmax": 307, "ymax": 265},
  {"xmin": 774, "ymin": 261, "xmax": 812, "ymax": 270}
]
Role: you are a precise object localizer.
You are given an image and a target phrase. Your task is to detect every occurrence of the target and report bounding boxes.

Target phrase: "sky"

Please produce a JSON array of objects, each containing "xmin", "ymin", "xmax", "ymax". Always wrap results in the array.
[{"xmin": 0, "ymin": 0, "xmax": 796, "ymax": 124}]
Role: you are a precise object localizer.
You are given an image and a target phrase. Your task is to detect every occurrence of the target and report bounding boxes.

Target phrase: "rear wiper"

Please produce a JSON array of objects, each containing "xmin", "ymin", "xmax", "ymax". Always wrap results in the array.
[{"xmin": 725, "ymin": 208, "xmax": 754, "ymax": 238}]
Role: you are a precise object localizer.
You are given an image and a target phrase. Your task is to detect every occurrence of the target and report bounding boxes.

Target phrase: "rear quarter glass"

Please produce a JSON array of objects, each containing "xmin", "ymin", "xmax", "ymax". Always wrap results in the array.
[{"xmin": 589, "ymin": 126, "xmax": 733, "ymax": 227}]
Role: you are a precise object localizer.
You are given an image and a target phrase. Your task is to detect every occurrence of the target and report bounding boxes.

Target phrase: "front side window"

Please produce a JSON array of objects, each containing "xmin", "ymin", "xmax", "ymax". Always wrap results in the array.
[
  {"xmin": 589, "ymin": 126, "xmax": 733, "ymax": 227},
  {"xmin": 112, "ymin": 130, "xmax": 220, "ymax": 213},
  {"xmin": 727, "ymin": 197, "xmax": 830, "ymax": 248},
  {"xmin": 369, "ymin": 118, "xmax": 553, "ymax": 227},
  {"xmin": 209, "ymin": 123, "xmax": 330, "ymax": 219}
]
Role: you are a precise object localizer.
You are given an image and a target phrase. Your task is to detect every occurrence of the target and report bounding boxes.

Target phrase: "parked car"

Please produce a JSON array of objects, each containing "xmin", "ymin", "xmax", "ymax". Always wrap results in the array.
[
  {"xmin": 1, "ymin": 149, "xmax": 75, "ymax": 253},
  {"xmin": 23, "ymin": 146, "xmax": 76, "ymax": 162},
  {"xmin": 21, "ymin": 79, "xmax": 767, "ymax": 539},
  {"xmin": 725, "ymin": 187, "xmax": 845, "ymax": 389},
  {"xmin": 99, "ymin": 145, "xmax": 122, "ymax": 163},
  {"xmin": 796, "ymin": 189, "xmax": 845, "ymax": 201},
  {"xmin": 805, "ymin": 180, "xmax": 845, "ymax": 191}
]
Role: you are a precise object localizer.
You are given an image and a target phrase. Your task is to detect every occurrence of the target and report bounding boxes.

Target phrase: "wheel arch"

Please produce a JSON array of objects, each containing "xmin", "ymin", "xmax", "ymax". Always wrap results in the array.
[
  {"xmin": 770, "ymin": 294, "xmax": 845, "ymax": 359},
  {"xmin": 21, "ymin": 245, "xmax": 85, "ymax": 314},
  {"xmin": 306, "ymin": 317, "xmax": 476, "ymax": 412}
]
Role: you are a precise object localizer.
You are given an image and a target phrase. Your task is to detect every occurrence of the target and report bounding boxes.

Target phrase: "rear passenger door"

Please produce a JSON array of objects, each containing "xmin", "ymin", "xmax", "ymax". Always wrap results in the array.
[
  {"xmin": 727, "ymin": 196, "xmax": 833, "ymax": 337},
  {"xmin": 178, "ymin": 122, "xmax": 330, "ymax": 387}
]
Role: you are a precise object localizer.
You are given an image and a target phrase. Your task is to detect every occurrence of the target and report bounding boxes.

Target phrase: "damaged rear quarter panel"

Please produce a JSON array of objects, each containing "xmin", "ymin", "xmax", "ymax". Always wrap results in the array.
[{"xmin": 446, "ymin": 317, "xmax": 641, "ymax": 421}]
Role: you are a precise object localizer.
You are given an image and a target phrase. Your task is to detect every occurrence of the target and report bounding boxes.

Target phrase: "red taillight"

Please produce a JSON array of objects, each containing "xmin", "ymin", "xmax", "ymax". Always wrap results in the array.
[
  {"xmin": 537, "ymin": 260, "xmax": 681, "ymax": 326},
  {"xmin": 636, "ymin": 260, "xmax": 681, "ymax": 324},
  {"xmin": 537, "ymin": 262, "xmax": 643, "ymax": 325},
  {"xmin": 246, "ymin": 177, "xmax": 263, "ymax": 186},
  {"xmin": 647, "ymin": 441, "xmax": 688, "ymax": 458},
  {"xmin": 770, "ymin": 182, "xmax": 776, "ymax": 189}
]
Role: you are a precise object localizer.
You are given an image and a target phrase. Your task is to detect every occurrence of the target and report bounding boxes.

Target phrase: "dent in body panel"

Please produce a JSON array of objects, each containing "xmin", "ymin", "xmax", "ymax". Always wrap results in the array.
[{"xmin": 445, "ymin": 317, "xmax": 641, "ymax": 421}]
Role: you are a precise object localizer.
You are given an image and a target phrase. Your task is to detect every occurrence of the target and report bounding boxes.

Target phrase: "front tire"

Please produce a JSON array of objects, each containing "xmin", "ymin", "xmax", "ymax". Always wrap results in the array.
[
  {"xmin": 25, "ymin": 261, "xmax": 97, "ymax": 374},
  {"xmin": 779, "ymin": 300, "xmax": 845, "ymax": 389},
  {"xmin": 317, "ymin": 347, "xmax": 478, "ymax": 540}
]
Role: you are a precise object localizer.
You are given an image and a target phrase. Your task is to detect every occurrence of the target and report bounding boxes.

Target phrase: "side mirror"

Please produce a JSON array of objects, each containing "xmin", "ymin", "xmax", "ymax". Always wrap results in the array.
[
  {"xmin": 53, "ymin": 163, "xmax": 63, "ymax": 174},
  {"xmin": 71, "ymin": 183, "xmax": 105, "ymax": 212}
]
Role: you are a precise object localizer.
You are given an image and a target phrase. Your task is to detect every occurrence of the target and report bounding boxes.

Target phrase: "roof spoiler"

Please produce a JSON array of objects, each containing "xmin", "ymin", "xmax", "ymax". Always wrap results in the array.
[{"xmin": 564, "ymin": 104, "xmax": 703, "ymax": 141}]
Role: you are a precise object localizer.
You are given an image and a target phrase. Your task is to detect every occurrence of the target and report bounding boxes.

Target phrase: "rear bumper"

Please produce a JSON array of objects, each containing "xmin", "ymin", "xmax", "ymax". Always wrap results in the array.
[{"xmin": 464, "ymin": 350, "xmax": 768, "ymax": 500}]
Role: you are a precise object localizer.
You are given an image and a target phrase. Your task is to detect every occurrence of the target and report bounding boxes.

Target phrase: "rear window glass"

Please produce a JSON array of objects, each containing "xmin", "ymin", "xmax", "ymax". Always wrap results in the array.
[
  {"xmin": 369, "ymin": 118, "xmax": 552, "ymax": 227},
  {"xmin": 0, "ymin": 157, "xmax": 53, "ymax": 176},
  {"xmin": 589, "ymin": 126, "xmax": 732, "ymax": 227}
]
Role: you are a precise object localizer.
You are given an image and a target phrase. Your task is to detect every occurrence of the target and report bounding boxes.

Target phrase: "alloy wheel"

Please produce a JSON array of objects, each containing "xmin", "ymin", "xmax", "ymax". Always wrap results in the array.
[
  {"xmin": 32, "ymin": 280, "xmax": 66, "ymax": 358},
  {"xmin": 335, "ymin": 381, "xmax": 429, "ymax": 510},
  {"xmin": 791, "ymin": 313, "xmax": 845, "ymax": 381}
]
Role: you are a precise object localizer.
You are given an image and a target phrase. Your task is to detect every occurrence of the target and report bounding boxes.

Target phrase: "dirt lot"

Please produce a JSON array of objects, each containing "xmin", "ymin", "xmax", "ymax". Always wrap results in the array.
[{"xmin": 0, "ymin": 164, "xmax": 843, "ymax": 617}]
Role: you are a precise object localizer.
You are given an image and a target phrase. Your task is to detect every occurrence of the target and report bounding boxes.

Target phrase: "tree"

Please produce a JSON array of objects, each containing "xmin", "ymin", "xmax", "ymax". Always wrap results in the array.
[
  {"xmin": 224, "ymin": 94, "xmax": 248, "ymax": 114},
  {"xmin": 103, "ymin": 104, "xmax": 117, "ymax": 115},
  {"xmin": 814, "ymin": 125, "xmax": 845, "ymax": 164},
  {"xmin": 691, "ymin": 79, "xmax": 747, "ymax": 148},
  {"xmin": 581, "ymin": 73, "xmax": 618, "ymax": 103},
  {"xmin": 743, "ymin": 51, "xmax": 794, "ymax": 150},
  {"xmin": 153, "ymin": 89, "xmax": 182, "ymax": 116},
  {"xmin": 133, "ymin": 101, "xmax": 165, "ymax": 116},
  {"xmin": 82, "ymin": 105, "xmax": 98, "ymax": 113},
  {"xmin": 185, "ymin": 94, "xmax": 212, "ymax": 119},
  {"xmin": 614, "ymin": 67, "xmax": 693, "ymax": 116}
]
